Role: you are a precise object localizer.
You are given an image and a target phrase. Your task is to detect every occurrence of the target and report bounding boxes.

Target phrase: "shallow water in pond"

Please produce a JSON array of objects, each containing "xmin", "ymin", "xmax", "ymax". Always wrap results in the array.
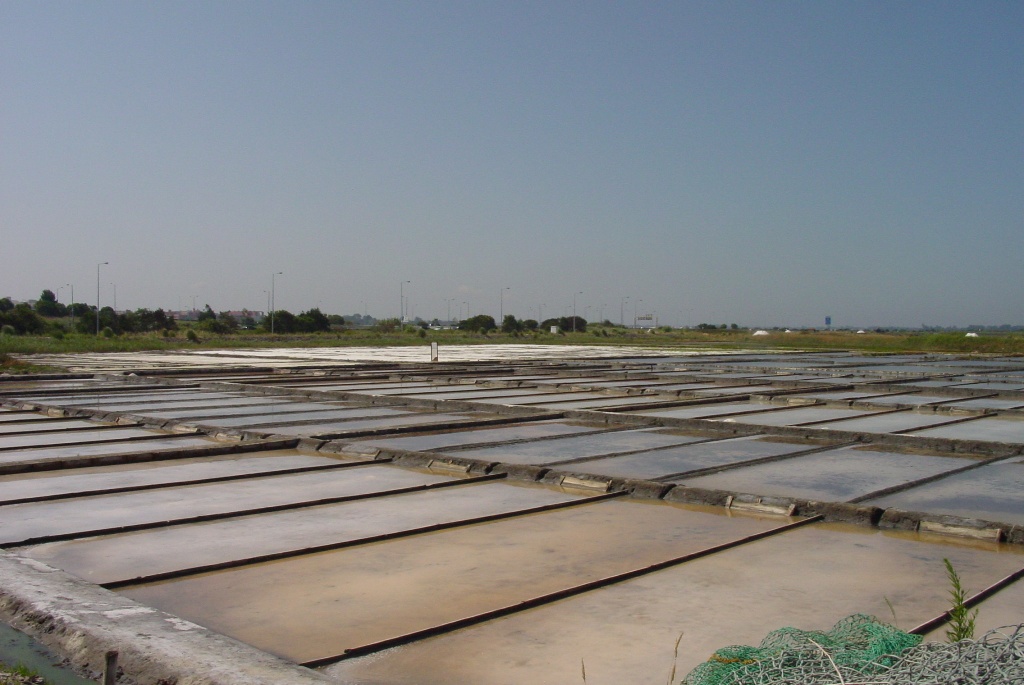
[
  {"xmin": 0, "ymin": 450, "xmax": 347, "ymax": 502},
  {"xmin": 681, "ymin": 445, "xmax": 977, "ymax": 501},
  {"xmin": 569, "ymin": 435, "xmax": 832, "ymax": 480},
  {"xmin": 868, "ymin": 456, "xmax": 1024, "ymax": 525},
  {"xmin": 0, "ymin": 435, "xmax": 220, "ymax": 464},
  {"xmin": 349, "ymin": 421, "xmax": 602, "ymax": 451},
  {"xmin": 909, "ymin": 416, "xmax": 1024, "ymax": 443},
  {"xmin": 0, "ymin": 427, "xmax": 168, "ymax": 450},
  {"xmin": 0, "ymin": 464, "xmax": 458, "ymax": 544},
  {"xmin": 0, "ymin": 418, "xmax": 110, "ymax": 434},
  {"xmin": 809, "ymin": 411, "xmax": 973, "ymax": 434},
  {"xmin": 324, "ymin": 523, "xmax": 1024, "ymax": 685},
  {"xmin": 119, "ymin": 499, "xmax": 787, "ymax": 663},
  {"xmin": 446, "ymin": 428, "xmax": 709, "ymax": 465},
  {"xmin": 0, "ymin": 622, "xmax": 95, "ymax": 685},
  {"xmin": 26, "ymin": 480, "xmax": 587, "ymax": 584}
]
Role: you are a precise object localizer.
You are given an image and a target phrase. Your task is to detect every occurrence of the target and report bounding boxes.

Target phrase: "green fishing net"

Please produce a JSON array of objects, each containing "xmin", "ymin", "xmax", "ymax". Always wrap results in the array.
[{"xmin": 681, "ymin": 614, "xmax": 921, "ymax": 685}]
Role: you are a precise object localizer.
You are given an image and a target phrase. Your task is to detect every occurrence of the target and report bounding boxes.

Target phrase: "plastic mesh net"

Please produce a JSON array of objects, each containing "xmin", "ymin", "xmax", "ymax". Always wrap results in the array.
[{"xmin": 681, "ymin": 615, "xmax": 1024, "ymax": 685}]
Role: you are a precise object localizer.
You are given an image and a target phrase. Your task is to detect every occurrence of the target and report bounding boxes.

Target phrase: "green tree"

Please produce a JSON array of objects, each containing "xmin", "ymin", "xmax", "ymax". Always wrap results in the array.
[
  {"xmin": 459, "ymin": 314, "xmax": 496, "ymax": 333},
  {"xmin": 197, "ymin": 311, "xmax": 238, "ymax": 334},
  {"xmin": 68, "ymin": 302, "xmax": 91, "ymax": 318},
  {"xmin": 0, "ymin": 303, "xmax": 46, "ymax": 334},
  {"xmin": 196, "ymin": 305, "xmax": 217, "ymax": 323},
  {"xmin": 34, "ymin": 289, "xmax": 64, "ymax": 317},
  {"xmin": 137, "ymin": 308, "xmax": 176, "ymax": 332},
  {"xmin": 262, "ymin": 309, "xmax": 297, "ymax": 333},
  {"xmin": 0, "ymin": 297, "xmax": 13, "ymax": 313},
  {"xmin": 95, "ymin": 307, "xmax": 120, "ymax": 334},
  {"xmin": 501, "ymin": 314, "xmax": 523, "ymax": 334},
  {"xmin": 372, "ymin": 318, "xmax": 399, "ymax": 333},
  {"xmin": 217, "ymin": 311, "xmax": 239, "ymax": 332},
  {"xmin": 296, "ymin": 308, "xmax": 330, "ymax": 332}
]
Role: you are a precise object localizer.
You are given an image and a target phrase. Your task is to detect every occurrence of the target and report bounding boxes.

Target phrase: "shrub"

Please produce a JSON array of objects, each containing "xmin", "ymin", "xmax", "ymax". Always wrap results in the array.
[
  {"xmin": 459, "ymin": 315, "xmax": 497, "ymax": 333},
  {"xmin": 186, "ymin": 329, "xmax": 199, "ymax": 343}
]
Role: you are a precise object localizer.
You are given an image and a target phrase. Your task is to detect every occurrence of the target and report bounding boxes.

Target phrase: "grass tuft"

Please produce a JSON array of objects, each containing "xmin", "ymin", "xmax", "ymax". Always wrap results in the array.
[{"xmin": 943, "ymin": 558, "xmax": 978, "ymax": 642}]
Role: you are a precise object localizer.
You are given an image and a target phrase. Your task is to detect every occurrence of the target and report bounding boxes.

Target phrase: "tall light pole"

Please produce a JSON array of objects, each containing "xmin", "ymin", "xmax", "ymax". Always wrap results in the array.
[
  {"xmin": 399, "ymin": 280, "xmax": 410, "ymax": 322},
  {"xmin": 538, "ymin": 303, "xmax": 545, "ymax": 323},
  {"xmin": 462, "ymin": 301, "xmax": 468, "ymax": 321},
  {"xmin": 271, "ymin": 272, "xmax": 282, "ymax": 333},
  {"xmin": 500, "ymin": 286, "xmax": 510, "ymax": 323},
  {"xmin": 621, "ymin": 296, "xmax": 629, "ymax": 326},
  {"xmin": 66, "ymin": 283, "xmax": 74, "ymax": 330},
  {"xmin": 111, "ymin": 283, "xmax": 116, "ymax": 312},
  {"xmin": 572, "ymin": 291, "xmax": 582, "ymax": 332},
  {"xmin": 445, "ymin": 298, "xmax": 454, "ymax": 324},
  {"xmin": 95, "ymin": 262, "xmax": 108, "ymax": 335}
]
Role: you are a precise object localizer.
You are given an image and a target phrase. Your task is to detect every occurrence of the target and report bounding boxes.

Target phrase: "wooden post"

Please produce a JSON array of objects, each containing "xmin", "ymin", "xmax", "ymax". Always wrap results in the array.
[{"xmin": 103, "ymin": 650, "xmax": 118, "ymax": 685}]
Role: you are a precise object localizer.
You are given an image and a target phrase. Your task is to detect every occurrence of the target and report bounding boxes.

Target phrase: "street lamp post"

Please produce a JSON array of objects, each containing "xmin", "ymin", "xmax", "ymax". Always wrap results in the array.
[
  {"xmin": 111, "ymin": 283, "xmax": 116, "ymax": 312},
  {"xmin": 271, "ymin": 272, "xmax": 282, "ymax": 333},
  {"xmin": 95, "ymin": 262, "xmax": 108, "ymax": 335},
  {"xmin": 621, "ymin": 296, "xmax": 629, "ymax": 326},
  {"xmin": 399, "ymin": 280, "xmax": 411, "ymax": 322},
  {"xmin": 572, "ymin": 291, "xmax": 583, "ymax": 332},
  {"xmin": 500, "ymin": 287, "xmax": 510, "ymax": 324},
  {"xmin": 66, "ymin": 284, "xmax": 74, "ymax": 330}
]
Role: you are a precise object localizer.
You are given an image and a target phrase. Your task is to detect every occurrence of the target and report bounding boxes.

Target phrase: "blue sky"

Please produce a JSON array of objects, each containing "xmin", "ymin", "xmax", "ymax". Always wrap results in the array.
[{"xmin": 2, "ymin": 1, "xmax": 1021, "ymax": 328}]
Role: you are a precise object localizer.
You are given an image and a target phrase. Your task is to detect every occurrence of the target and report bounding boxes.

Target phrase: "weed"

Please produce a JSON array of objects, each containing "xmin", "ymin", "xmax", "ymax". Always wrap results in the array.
[
  {"xmin": 0, "ymin": 660, "xmax": 50, "ymax": 683},
  {"xmin": 943, "ymin": 558, "xmax": 978, "ymax": 642},
  {"xmin": 884, "ymin": 596, "xmax": 898, "ymax": 626},
  {"xmin": 666, "ymin": 631, "xmax": 684, "ymax": 685}
]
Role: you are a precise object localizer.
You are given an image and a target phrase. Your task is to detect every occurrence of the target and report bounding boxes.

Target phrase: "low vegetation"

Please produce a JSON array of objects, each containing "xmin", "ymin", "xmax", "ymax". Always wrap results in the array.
[
  {"xmin": 943, "ymin": 558, "xmax": 978, "ymax": 642},
  {"xmin": 4, "ymin": 292, "xmax": 1024, "ymax": 374},
  {"xmin": 0, "ymin": 660, "xmax": 49, "ymax": 684}
]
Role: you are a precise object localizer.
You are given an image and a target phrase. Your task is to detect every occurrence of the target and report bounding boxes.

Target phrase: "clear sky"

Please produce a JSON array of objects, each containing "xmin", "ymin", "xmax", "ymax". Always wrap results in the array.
[{"xmin": 2, "ymin": 1, "xmax": 1021, "ymax": 328}]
